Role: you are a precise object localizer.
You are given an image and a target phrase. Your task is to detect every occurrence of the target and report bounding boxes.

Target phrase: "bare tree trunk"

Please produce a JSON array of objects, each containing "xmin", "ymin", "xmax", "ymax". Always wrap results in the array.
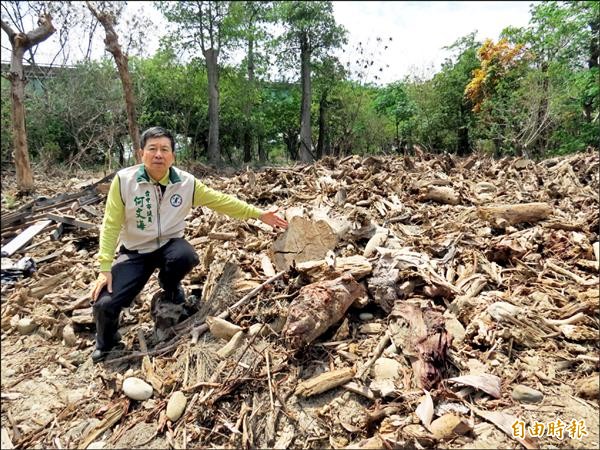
[
  {"xmin": 457, "ymin": 103, "xmax": 470, "ymax": 156},
  {"xmin": 257, "ymin": 132, "xmax": 267, "ymax": 163},
  {"xmin": 10, "ymin": 47, "xmax": 33, "ymax": 192},
  {"xmin": 242, "ymin": 36, "xmax": 254, "ymax": 163},
  {"xmin": 284, "ymin": 132, "xmax": 298, "ymax": 160},
  {"xmin": 584, "ymin": 12, "xmax": 599, "ymax": 122},
  {"xmin": 117, "ymin": 140, "xmax": 125, "ymax": 166},
  {"xmin": 86, "ymin": 2, "xmax": 141, "ymax": 162},
  {"xmin": 204, "ymin": 48, "xmax": 221, "ymax": 167},
  {"xmin": 316, "ymin": 88, "xmax": 329, "ymax": 159},
  {"xmin": 299, "ymin": 33, "xmax": 313, "ymax": 163},
  {"xmin": 536, "ymin": 65, "xmax": 550, "ymax": 157},
  {"xmin": 1, "ymin": 14, "xmax": 55, "ymax": 194}
]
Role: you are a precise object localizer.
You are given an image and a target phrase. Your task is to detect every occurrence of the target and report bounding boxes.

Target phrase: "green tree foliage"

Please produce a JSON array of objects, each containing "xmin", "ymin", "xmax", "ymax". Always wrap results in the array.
[
  {"xmin": 134, "ymin": 48, "xmax": 209, "ymax": 160},
  {"xmin": 2, "ymin": 1, "xmax": 594, "ymax": 171},
  {"xmin": 374, "ymin": 81, "xmax": 416, "ymax": 153},
  {"xmin": 25, "ymin": 60, "xmax": 128, "ymax": 169},
  {"xmin": 260, "ymin": 82, "xmax": 302, "ymax": 161},
  {"xmin": 470, "ymin": 1, "xmax": 599, "ymax": 156}
]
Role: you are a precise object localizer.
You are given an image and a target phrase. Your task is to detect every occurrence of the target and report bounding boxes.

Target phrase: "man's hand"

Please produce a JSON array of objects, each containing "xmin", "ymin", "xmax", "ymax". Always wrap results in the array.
[
  {"xmin": 91, "ymin": 271, "xmax": 112, "ymax": 302},
  {"xmin": 259, "ymin": 209, "xmax": 288, "ymax": 230}
]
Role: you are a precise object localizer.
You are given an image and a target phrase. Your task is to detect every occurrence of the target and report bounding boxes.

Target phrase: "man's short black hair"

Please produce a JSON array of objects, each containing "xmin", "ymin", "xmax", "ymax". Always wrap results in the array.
[{"xmin": 140, "ymin": 126, "xmax": 175, "ymax": 152}]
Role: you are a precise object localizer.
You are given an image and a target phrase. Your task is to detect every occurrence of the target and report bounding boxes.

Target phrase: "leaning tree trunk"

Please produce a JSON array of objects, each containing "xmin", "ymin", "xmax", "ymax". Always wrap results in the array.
[
  {"xmin": 1, "ymin": 14, "xmax": 55, "ymax": 193},
  {"xmin": 86, "ymin": 2, "xmax": 141, "ymax": 162},
  {"xmin": 204, "ymin": 48, "xmax": 221, "ymax": 167},
  {"xmin": 298, "ymin": 33, "xmax": 314, "ymax": 163}
]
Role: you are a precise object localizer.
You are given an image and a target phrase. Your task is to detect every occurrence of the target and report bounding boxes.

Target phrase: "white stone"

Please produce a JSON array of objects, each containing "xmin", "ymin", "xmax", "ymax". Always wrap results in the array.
[
  {"xmin": 1, "ymin": 427, "xmax": 14, "ymax": 449},
  {"xmin": 359, "ymin": 323, "xmax": 383, "ymax": 334},
  {"xmin": 372, "ymin": 357, "xmax": 402, "ymax": 380},
  {"xmin": 444, "ymin": 316, "xmax": 466, "ymax": 343},
  {"xmin": 166, "ymin": 391, "xmax": 187, "ymax": 421},
  {"xmin": 359, "ymin": 313, "xmax": 374, "ymax": 321},
  {"xmin": 122, "ymin": 377, "xmax": 153, "ymax": 401},
  {"xmin": 17, "ymin": 317, "xmax": 37, "ymax": 334},
  {"xmin": 370, "ymin": 379, "xmax": 397, "ymax": 397},
  {"xmin": 9, "ymin": 315, "xmax": 20, "ymax": 328},
  {"xmin": 62, "ymin": 325, "xmax": 78, "ymax": 347},
  {"xmin": 66, "ymin": 389, "xmax": 85, "ymax": 405},
  {"xmin": 87, "ymin": 441, "xmax": 106, "ymax": 449}
]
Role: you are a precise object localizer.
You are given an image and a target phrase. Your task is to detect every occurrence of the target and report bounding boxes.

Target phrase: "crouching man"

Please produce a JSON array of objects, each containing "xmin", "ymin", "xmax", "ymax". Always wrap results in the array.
[{"xmin": 90, "ymin": 126, "xmax": 288, "ymax": 362}]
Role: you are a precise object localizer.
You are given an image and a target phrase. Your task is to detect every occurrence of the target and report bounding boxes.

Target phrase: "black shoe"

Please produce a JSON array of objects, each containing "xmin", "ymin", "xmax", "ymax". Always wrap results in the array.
[
  {"xmin": 91, "ymin": 349, "xmax": 108, "ymax": 363},
  {"xmin": 165, "ymin": 285, "xmax": 186, "ymax": 304}
]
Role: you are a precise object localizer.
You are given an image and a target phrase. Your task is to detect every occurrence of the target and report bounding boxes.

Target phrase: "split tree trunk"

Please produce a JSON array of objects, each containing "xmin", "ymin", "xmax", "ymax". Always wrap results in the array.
[
  {"xmin": 282, "ymin": 273, "xmax": 366, "ymax": 348},
  {"xmin": 1, "ymin": 14, "xmax": 56, "ymax": 194},
  {"xmin": 271, "ymin": 216, "xmax": 338, "ymax": 271}
]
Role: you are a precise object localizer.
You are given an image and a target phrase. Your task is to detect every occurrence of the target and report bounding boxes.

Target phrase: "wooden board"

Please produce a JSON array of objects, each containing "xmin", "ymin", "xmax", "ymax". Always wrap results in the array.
[
  {"xmin": 0, "ymin": 220, "xmax": 52, "ymax": 257},
  {"xmin": 44, "ymin": 213, "xmax": 98, "ymax": 230}
]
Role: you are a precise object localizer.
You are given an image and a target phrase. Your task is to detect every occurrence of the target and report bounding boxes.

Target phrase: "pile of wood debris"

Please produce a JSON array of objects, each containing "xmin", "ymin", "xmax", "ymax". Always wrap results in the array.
[{"xmin": 1, "ymin": 149, "xmax": 598, "ymax": 449}]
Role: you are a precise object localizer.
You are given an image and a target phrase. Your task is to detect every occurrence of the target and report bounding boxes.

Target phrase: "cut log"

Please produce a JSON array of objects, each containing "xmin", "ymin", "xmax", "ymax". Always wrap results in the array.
[
  {"xmin": 271, "ymin": 216, "xmax": 337, "ymax": 271},
  {"xmin": 477, "ymin": 202, "xmax": 552, "ymax": 226},
  {"xmin": 0, "ymin": 220, "xmax": 52, "ymax": 257},
  {"xmin": 208, "ymin": 231, "xmax": 238, "ymax": 241},
  {"xmin": 295, "ymin": 367, "xmax": 356, "ymax": 397},
  {"xmin": 71, "ymin": 307, "xmax": 94, "ymax": 325},
  {"xmin": 422, "ymin": 186, "xmax": 460, "ymax": 205},
  {"xmin": 206, "ymin": 316, "xmax": 243, "ymax": 340},
  {"xmin": 296, "ymin": 255, "xmax": 373, "ymax": 282},
  {"xmin": 30, "ymin": 273, "xmax": 65, "ymax": 298},
  {"xmin": 282, "ymin": 273, "xmax": 366, "ymax": 348},
  {"xmin": 389, "ymin": 303, "xmax": 452, "ymax": 390}
]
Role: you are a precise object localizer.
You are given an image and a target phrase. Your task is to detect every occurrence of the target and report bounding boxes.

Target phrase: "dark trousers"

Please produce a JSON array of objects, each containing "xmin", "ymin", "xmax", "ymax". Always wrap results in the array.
[{"xmin": 93, "ymin": 238, "xmax": 199, "ymax": 350}]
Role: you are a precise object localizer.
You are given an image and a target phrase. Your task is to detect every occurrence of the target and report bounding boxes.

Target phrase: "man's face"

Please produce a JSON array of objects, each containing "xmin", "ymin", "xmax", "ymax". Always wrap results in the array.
[{"xmin": 140, "ymin": 136, "xmax": 175, "ymax": 180}]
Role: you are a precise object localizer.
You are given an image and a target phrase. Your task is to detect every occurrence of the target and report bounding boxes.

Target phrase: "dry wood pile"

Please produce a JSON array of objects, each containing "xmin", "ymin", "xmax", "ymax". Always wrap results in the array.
[{"xmin": 1, "ymin": 150, "xmax": 598, "ymax": 449}]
